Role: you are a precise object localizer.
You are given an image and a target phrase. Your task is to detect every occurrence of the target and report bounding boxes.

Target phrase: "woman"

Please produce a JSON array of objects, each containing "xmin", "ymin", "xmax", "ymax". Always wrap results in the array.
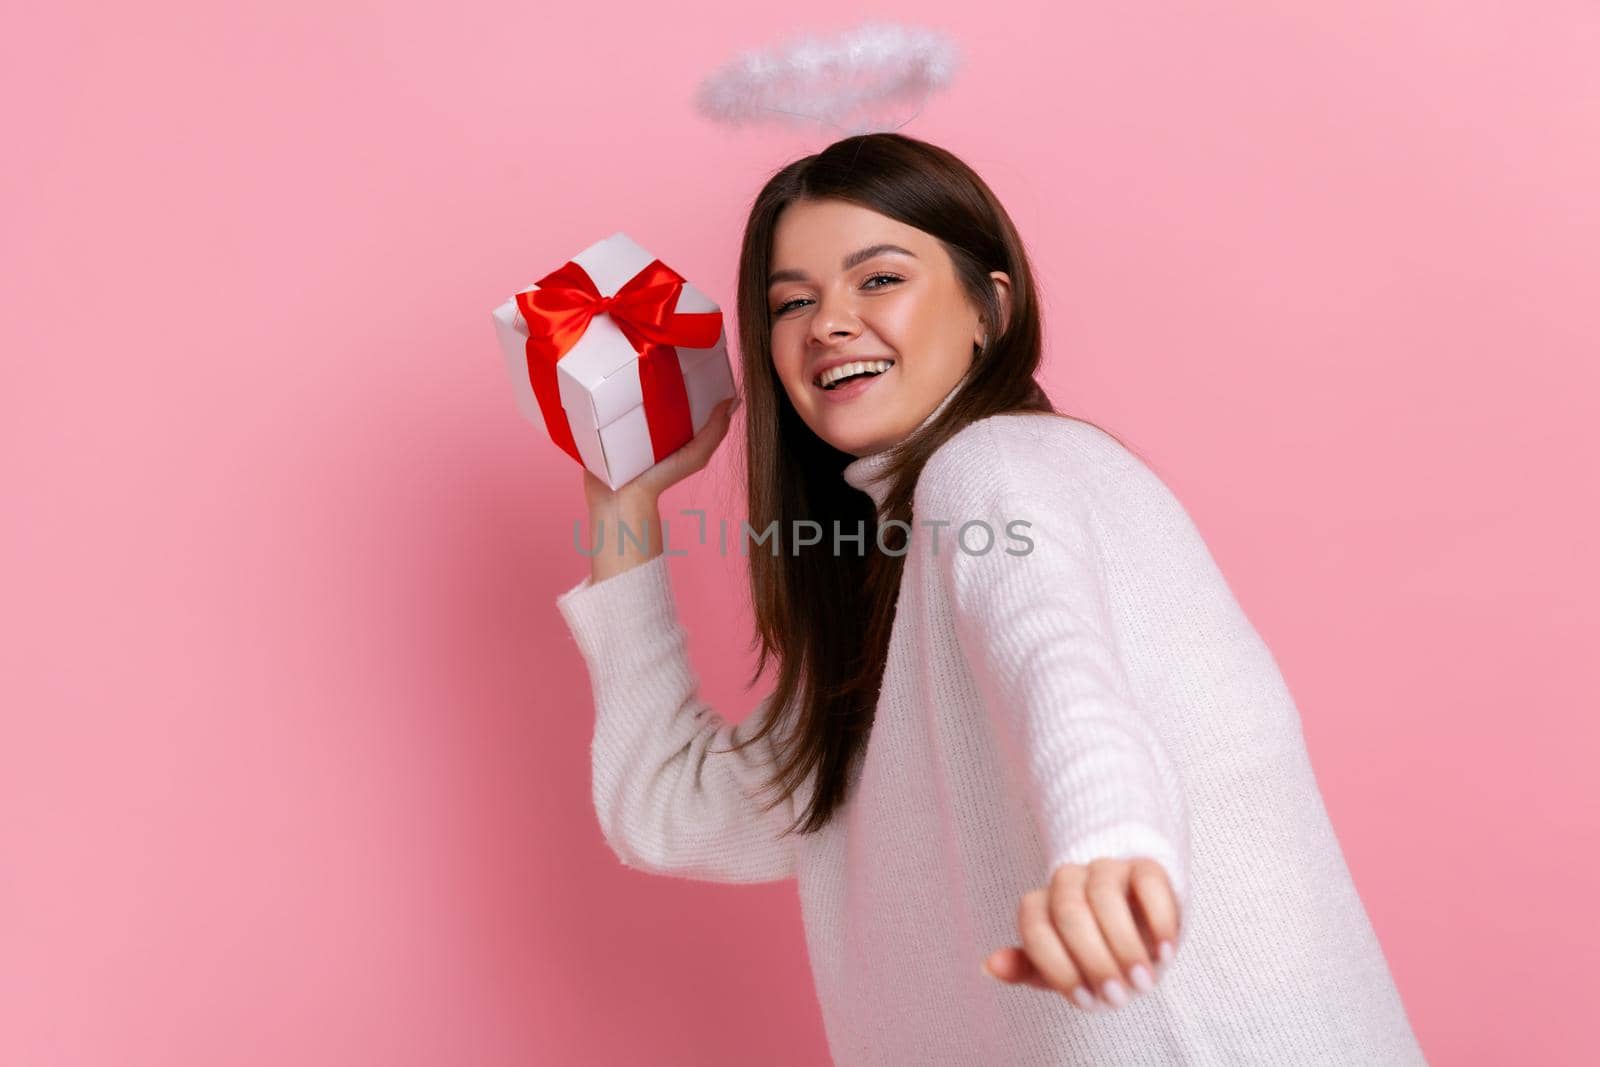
[{"xmin": 556, "ymin": 133, "xmax": 1427, "ymax": 1065}]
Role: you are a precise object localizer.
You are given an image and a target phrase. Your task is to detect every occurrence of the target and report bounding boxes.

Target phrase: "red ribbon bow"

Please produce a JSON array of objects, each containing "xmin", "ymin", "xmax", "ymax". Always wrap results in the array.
[{"xmin": 515, "ymin": 258, "xmax": 722, "ymax": 470}]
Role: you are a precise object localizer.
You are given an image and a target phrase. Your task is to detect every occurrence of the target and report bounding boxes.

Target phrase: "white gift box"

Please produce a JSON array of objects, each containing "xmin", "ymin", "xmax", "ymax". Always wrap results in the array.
[{"xmin": 491, "ymin": 231, "xmax": 736, "ymax": 490}]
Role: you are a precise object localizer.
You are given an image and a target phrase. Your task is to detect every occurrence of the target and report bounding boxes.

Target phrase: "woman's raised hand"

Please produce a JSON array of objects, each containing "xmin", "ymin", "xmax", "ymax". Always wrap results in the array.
[
  {"xmin": 982, "ymin": 857, "xmax": 1180, "ymax": 1013},
  {"xmin": 582, "ymin": 394, "xmax": 742, "ymax": 509},
  {"xmin": 580, "ymin": 394, "xmax": 742, "ymax": 585}
]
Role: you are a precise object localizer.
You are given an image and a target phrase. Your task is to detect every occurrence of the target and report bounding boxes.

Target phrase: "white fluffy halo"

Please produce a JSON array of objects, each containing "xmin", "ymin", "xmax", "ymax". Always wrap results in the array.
[{"xmin": 693, "ymin": 21, "xmax": 962, "ymax": 136}]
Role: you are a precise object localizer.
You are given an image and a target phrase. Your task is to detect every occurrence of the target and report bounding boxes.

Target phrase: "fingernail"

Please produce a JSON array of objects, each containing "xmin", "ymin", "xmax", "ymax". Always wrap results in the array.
[
  {"xmin": 1157, "ymin": 940, "xmax": 1174, "ymax": 969},
  {"xmin": 981, "ymin": 961, "xmax": 994, "ymax": 979},
  {"xmin": 1128, "ymin": 963, "xmax": 1154, "ymax": 994},
  {"xmin": 1070, "ymin": 986, "xmax": 1096, "ymax": 1012},
  {"xmin": 1100, "ymin": 978, "xmax": 1128, "ymax": 1009}
]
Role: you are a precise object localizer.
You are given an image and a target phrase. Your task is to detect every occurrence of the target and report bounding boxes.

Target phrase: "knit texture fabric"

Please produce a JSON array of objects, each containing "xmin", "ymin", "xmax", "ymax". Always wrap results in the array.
[{"xmin": 555, "ymin": 401, "xmax": 1427, "ymax": 1065}]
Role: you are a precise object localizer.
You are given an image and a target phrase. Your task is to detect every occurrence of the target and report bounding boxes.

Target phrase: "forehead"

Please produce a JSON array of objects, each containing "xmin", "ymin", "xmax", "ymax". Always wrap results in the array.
[{"xmin": 769, "ymin": 199, "xmax": 932, "ymax": 269}]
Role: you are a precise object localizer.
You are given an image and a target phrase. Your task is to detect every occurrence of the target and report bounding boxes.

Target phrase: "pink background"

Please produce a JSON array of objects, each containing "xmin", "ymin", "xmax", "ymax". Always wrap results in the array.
[{"xmin": 4, "ymin": 3, "xmax": 1597, "ymax": 1064}]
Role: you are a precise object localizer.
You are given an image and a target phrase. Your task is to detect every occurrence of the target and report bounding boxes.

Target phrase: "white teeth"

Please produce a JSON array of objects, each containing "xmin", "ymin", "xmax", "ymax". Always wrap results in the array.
[{"xmin": 815, "ymin": 359, "xmax": 894, "ymax": 389}]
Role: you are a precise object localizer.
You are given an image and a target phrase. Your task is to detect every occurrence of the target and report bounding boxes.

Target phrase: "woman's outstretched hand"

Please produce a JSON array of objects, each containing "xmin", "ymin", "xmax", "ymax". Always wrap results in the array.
[{"xmin": 982, "ymin": 857, "xmax": 1180, "ymax": 1013}]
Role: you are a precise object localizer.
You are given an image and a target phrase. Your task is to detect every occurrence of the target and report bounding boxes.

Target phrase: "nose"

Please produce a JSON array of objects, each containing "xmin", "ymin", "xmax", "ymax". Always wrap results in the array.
[{"xmin": 808, "ymin": 287, "xmax": 860, "ymax": 347}]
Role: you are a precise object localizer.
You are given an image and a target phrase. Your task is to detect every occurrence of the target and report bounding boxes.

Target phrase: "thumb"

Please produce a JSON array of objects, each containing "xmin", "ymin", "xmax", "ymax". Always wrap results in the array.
[{"xmin": 983, "ymin": 947, "xmax": 1049, "ymax": 989}]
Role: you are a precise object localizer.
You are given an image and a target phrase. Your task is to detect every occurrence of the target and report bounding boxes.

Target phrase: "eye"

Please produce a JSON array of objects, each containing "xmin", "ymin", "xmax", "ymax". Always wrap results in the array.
[{"xmin": 771, "ymin": 273, "xmax": 904, "ymax": 317}]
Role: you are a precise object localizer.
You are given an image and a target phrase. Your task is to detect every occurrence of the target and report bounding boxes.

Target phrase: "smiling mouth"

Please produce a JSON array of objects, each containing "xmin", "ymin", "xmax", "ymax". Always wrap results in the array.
[{"xmin": 814, "ymin": 358, "xmax": 896, "ymax": 390}]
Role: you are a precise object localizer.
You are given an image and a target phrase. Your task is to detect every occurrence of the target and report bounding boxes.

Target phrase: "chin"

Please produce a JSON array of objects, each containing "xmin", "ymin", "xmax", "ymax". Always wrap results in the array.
[
  {"xmin": 813, "ymin": 413, "xmax": 902, "ymax": 458},
  {"xmin": 790, "ymin": 379, "xmax": 906, "ymax": 455}
]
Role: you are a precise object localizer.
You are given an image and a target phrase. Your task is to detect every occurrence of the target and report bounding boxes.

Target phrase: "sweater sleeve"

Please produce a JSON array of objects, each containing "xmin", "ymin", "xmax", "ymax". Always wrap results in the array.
[
  {"xmin": 928, "ymin": 421, "xmax": 1191, "ymax": 915},
  {"xmin": 555, "ymin": 553, "xmax": 798, "ymax": 884}
]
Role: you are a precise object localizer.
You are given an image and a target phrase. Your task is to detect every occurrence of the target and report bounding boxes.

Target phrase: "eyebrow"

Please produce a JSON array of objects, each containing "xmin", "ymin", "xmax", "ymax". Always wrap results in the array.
[{"xmin": 767, "ymin": 243, "xmax": 918, "ymax": 287}]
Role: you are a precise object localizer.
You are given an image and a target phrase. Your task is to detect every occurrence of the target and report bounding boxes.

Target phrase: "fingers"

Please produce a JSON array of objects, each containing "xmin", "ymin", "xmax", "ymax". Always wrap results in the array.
[
  {"xmin": 632, "ymin": 394, "xmax": 741, "ymax": 495},
  {"xmin": 689, "ymin": 395, "xmax": 740, "ymax": 453},
  {"xmin": 987, "ymin": 858, "xmax": 1182, "ymax": 1012},
  {"xmin": 1050, "ymin": 862, "xmax": 1136, "ymax": 1008},
  {"xmin": 1080, "ymin": 860, "xmax": 1155, "ymax": 1002},
  {"xmin": 1014, "ymin": 889, "xmax": 1098, "ymax": 1011},
  {"xmin": 1128, "ymin": 857, "xmax": 1181, "ymax": 957}
]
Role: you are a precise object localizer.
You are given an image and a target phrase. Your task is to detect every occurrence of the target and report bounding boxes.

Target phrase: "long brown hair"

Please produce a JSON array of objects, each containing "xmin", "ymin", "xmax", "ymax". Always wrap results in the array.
[{"xmin": 720, "ymin": 132, "xmax": 1141, "ymax": 838}]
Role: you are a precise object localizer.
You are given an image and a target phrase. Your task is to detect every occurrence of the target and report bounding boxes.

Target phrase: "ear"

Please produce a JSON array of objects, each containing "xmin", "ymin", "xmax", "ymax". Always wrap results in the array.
[{"xmin": 984, "ymin": 271, "xmax": 1013, "ymax": 342}]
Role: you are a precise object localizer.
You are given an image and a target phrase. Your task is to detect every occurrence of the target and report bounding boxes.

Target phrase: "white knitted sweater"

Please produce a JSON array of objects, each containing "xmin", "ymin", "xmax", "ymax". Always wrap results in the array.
[{"xmin": 555, "ymin": 397, "xmax": 1427, "ymax": 1065}]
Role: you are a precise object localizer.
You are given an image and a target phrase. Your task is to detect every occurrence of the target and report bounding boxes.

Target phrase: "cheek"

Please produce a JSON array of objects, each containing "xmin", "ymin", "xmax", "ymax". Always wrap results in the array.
[
  {"xmin": 882, "ymin": 285, "xmax": 962, "ymax": 346},
  {"xmin": 867, "ymin": 296, "xmax": 922, "ymax": 347},
  {"xmin": 872, "ymin": 294, "xmax": 961, "ymax": 369},
  {"xmin": 770, "ymin": 337, "xmax": 807, "ymax": 387}
]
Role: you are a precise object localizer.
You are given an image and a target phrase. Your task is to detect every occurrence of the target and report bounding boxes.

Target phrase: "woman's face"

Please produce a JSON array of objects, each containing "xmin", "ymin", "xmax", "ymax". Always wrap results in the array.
[{"xmin": 766, "ymin": 198, "xmax": 1011, "ymax": 458}]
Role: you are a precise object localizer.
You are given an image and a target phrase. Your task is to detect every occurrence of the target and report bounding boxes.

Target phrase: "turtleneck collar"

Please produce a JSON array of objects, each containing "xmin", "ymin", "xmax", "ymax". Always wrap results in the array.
[{"xmin": 841, "ymin": 381, "xmax": 965, "ymax": 512}]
